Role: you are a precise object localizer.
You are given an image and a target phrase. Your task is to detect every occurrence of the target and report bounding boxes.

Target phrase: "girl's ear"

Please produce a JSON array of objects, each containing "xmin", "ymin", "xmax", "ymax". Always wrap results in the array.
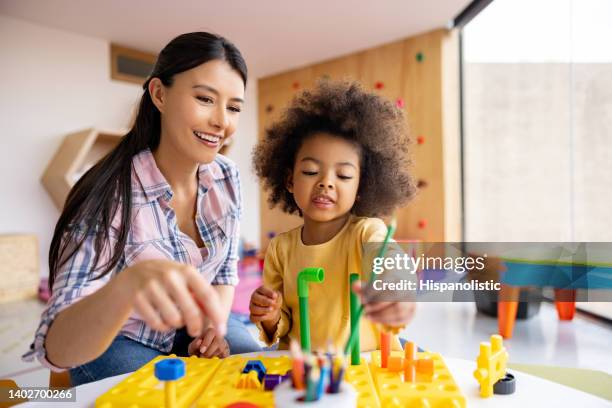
[
  {"xmin": 285, "ymin": 170, "xmax": 294, "ymax": 193},
  {"xmin": 148, "ymin": 78, "xmax": 166, "ymax": 113}
]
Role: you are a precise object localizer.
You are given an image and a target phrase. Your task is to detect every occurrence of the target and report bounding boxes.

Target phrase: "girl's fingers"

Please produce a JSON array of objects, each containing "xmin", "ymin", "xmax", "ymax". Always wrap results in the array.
[
  {"xmin": 146, "ymin": 280, "xmax": 183, "ymax": 328},
  {"xmin": 199, "ymin": 328, "xmax": 216, "ymax": 353},
  {"xmin": 164, "ymin": 272, "xmax": 203, "ymax": 337},
  {"xmin": 186, "ymin": 268, "xmax": 227, "ymax": 337},
  {"xmin": 203, "ymin": 338, "xmax": 221, "ymax": 358},
  {"xmin": 251, "ymin": 292, "xmax": 275, "ymax": 307},
  {"xmin": 364, "ymin": 301, "xmax": 392, "ymax": 314},
  {"xmin": 134, "ymin": 292, "xmax": 169, "ymax": 332},
  {"xmin": 257, "ymin": 286, "xmax": 278, "ymax": 299},
  {"xmin": 250, "ymin": 304, "xmax": 274, "ymax": 316}
]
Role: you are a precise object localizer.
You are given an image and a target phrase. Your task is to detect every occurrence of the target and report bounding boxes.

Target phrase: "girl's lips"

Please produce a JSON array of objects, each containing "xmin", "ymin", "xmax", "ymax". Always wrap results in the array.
[{"xmin": 312, "ymin": 196, "xmax": 334, "ymax": 209}]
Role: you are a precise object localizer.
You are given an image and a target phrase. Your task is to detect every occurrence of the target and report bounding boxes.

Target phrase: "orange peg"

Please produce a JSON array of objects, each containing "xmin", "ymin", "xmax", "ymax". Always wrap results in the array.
[
  {"xmin": 380, "ymin": 332, "xmax": 390, "ymax": 368},
  {"xmin": 388, "ymin": 356, "xmax": 404, "ymax": 372}
]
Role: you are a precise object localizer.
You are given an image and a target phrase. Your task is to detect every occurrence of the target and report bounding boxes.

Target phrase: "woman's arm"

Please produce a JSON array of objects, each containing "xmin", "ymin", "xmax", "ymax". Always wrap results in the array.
[{"xmin": 45, "ymin": 260, "xmax": 225, "ymax": 368}]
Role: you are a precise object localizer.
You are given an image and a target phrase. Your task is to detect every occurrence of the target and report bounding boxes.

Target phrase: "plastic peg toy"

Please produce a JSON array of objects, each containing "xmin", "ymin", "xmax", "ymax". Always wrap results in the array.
[
  {"xmin": 417, "ymin": 135, "xmax": 425, "ymax": 145},
  {"xmin": 395, "ymin": 98, "xmax": 405, "ymax": 108},
  {"xmin": 380, "ymin": 332, "xmax": 390, "ymax": 368},
  {"xmin": 416, "ymin": 51, "xmax": 424, "ymax": 62},
  {"xmin": 349, "ymin": 273, "xmax": 361, "ymax": 365},
  {"xmin": 297, "ymin": 267, "xmax": 325, "ymax": 352},
  {"xmin": 344, "ymin": 219, "xmax": 397, "ymax": 356},
  {"xmin": 474, "ymin": 334, "xmax": 509, "ymax": 398},
  {"xmin": 154, "ymin": 358, "xmax": 185, "ymax": 408},
  {"xmin": 375, "ymin": 81, "xmax": 384, "ymax": 89}
]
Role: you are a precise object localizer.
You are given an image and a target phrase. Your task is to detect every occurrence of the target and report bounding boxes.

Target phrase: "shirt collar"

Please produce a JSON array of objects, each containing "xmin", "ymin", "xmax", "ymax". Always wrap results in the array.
[{"xmin": 132, "ymin": 148, "xmax": 226, "ymax": 203}]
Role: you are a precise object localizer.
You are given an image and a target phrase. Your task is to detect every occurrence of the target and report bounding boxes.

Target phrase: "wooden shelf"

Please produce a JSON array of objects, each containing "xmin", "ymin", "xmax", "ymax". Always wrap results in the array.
[{"xmin": 41, "ymin": 128, "xmax": 123, "ymax": 209}]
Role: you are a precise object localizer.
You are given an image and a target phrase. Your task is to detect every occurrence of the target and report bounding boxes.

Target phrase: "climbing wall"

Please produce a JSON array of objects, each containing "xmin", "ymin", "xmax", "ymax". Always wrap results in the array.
[{"xmin": 258, "ymin": 29, "xmax": 461, "ymax": 247}]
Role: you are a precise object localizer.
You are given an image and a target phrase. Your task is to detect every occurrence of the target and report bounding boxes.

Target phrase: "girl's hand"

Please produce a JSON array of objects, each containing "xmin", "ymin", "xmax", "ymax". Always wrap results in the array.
[
  {"xmin": 352, "ymin": 281, "xmax": 415, "ymax": 326},
  {"xmin": 121, "ymin": 259, "xmax": 226, "ymax": 338},
  {"xmin": 249, "ymin": 286, "xmax": 282, "ymax": 324},
  {"xmin": 188, "ymin": 326, "xmax": 230, "ymax": 358}
]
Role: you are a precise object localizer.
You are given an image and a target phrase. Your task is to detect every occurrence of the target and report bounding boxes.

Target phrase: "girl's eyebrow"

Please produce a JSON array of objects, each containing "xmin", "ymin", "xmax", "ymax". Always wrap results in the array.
[
  {"xmin": 193, "ymin": 84, "xmax": 244, "ymax": 103},
  {"xmin": 301, "ymin": 157, "xmax": 357, "ymax": 169}
]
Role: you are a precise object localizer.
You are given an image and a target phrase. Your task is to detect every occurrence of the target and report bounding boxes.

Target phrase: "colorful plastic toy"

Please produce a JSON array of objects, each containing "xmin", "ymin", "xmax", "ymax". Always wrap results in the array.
[
  {"xmin": 473, "ymin": 334, "xmax": 509, "ymax": 398},
  {"xmin": 370, "ymin": 349, "xmax": 466, "ymax": 407},
  {"xmin": 154, "ymin": 358, "xmax": 185, "ymax": 408},
  {"xmin": 297, "ymin": 267, "xmax": 325, "ymax": 352},
  {"xmin": 243, "ymin": 360, "xmax": 267, "ymax": 382}
]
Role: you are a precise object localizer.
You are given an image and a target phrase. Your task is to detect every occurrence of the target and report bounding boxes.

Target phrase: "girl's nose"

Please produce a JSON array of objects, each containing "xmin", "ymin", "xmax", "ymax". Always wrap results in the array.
[{"xmin": 318, "ymin": 182, "xmax": 333, "ymax": 189}]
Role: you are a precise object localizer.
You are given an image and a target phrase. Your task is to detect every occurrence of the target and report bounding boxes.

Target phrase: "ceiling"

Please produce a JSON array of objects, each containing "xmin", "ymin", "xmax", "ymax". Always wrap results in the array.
[{"xmin": 0, "ymin": 0, "xmax": 471, "ymax": 78}]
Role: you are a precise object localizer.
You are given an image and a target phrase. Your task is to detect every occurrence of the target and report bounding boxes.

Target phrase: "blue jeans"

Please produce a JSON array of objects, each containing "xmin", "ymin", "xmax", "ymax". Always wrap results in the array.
[{"xmin": 69, "ymin": 314, "xmax": 261, "ymax": 386}]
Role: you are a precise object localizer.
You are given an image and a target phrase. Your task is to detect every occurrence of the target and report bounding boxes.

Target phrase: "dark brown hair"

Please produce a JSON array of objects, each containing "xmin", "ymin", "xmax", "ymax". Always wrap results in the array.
[
  {"xmin": 49, "ymin": 32, "xmax": 247, "ymax": 290},
  {"xmin": 253, "ymin": 80, "xmax": 415, "ymax": 217}
]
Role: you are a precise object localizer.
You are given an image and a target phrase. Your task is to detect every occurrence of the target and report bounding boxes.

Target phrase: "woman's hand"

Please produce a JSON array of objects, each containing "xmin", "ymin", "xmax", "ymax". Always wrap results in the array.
[
  {"xmin": 121, "ymin": 259, "xmax": 226, "ymax": 338},
  {"xmin": 188, "ymin": 326, "xmax": 230, "ymax": 358}
]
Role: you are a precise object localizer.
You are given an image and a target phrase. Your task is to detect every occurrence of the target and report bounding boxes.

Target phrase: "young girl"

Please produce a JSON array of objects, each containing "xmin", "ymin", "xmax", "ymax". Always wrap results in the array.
[
  {"xmin": 250, "ymin": 81, "xmax": 416, "ymax": 352},
  {"xmin": 23, "ymin": 32, "xmax": 261, "ymax": 386}
]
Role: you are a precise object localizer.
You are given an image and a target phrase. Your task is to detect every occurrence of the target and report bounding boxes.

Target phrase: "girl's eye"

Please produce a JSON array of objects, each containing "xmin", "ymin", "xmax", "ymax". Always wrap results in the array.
[
  {"xmin": 228, "ymin": 106, "xmax": 242, "ymax": 113},
  {"xmin": 302, "ymin": 171, "xmax": 318, "ymax": 176},
  {"xmin": 196, "ymin": 96, "xmax": 214, "ymax": 103},
  {"xmin": 338, "ymin": 175, "xmax": 353, "ymax": 180}
]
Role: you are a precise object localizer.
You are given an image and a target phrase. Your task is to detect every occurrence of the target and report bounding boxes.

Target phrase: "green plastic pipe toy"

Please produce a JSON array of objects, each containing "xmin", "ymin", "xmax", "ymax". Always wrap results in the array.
[
  {"xmin": 297, "ymin": 267, "xmax": 325, "ymax": 352},
  {"xmin": 345, "ymin": 219, "xmax": 397, "ymax": 356},
  {"xmin": 349, "ymin": 273, "xmax": 361, "ymax": 365}
]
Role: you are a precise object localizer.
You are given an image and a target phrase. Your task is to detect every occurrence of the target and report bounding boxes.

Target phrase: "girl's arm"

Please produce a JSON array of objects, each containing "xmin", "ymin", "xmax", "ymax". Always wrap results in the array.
[{"xmin": 45, "ymin": 260, "xmax": 225, "ymax": 368}]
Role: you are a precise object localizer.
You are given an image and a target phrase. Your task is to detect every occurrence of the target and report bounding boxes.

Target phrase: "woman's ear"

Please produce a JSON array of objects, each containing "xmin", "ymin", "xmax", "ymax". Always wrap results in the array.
[{"xmin": 148, "ymin": 78, "xmax": 166, "ymax": 113}]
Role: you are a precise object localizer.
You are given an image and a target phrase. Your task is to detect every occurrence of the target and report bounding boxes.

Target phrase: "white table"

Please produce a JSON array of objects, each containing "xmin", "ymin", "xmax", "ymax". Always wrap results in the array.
[{"xmin": 17, "ymin": 352, "xmax": 611, "ymax": 407}]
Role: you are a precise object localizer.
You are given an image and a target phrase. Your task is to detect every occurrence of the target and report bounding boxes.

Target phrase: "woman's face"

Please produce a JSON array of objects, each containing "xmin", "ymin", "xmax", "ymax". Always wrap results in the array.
[
  {"xmin": 289, "ymin": 132, "xmax": 361, "ymax": 223},
  {"xmin": 151, "ymin": 59, "xmax": 245, "ymax": 164}
]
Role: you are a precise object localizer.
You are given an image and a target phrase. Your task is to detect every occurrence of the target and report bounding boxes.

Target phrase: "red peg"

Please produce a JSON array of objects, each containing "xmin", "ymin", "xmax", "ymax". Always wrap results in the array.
[
  {"xmin": 418, "ymin": 219, "xmax": 427, "ymax": 229},
  {"xmin": 417, "ymin": 135, "xmax": 425, "ymax": 145},
  {"xmin": 395, "ymin": 98, "xmax": 405, "ymax": 108},
  {"xmin": 374, "ymin": 81, "xmax": 384, "ymax": 90},
  {"xmin": 292, "ymin": 81, "xmax": 300, "ymax": 90}
]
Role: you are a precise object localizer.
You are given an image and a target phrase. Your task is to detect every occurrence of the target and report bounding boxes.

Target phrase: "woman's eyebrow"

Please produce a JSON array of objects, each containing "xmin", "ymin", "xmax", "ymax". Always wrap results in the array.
[{"xmin": 193, "ymin": 84, "xmax": 244, "ymax": 103}]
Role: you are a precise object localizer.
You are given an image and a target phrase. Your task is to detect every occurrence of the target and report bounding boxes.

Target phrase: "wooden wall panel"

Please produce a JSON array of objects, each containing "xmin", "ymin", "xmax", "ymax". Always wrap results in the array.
[{"xmin": 258, "ymin": 29, "xmax": 461, "ymax": 247}]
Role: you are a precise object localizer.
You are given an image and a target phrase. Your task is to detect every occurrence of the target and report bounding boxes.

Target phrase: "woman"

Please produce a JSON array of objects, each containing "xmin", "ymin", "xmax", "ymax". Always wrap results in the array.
[{"xmin": 23, "ymin": 32, "xmax": 261, "ymax": 385}]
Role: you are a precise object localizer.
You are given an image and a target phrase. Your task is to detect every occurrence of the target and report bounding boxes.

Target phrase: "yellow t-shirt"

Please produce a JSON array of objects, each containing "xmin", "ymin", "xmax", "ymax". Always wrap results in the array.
[{"xmin": 257, "ymin": 215, "xmax": 402, "ymax": 352}]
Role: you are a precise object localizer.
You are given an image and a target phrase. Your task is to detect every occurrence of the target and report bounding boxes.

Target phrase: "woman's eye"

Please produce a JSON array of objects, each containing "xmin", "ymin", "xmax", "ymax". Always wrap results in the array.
[
  {"xmin": 228, "ymin": 106, "xmax": 242, "ymax": 113},
  {"xmin": 302, "ymin": 171, "xmax": 318, "ymax": 176},
  {"xmin": 338, "ymin": 175, "xmax": 353, "ymax": 180},
  {"xmin": 196, "ymin": 96, "xmax": 214, "ymax": 103}
]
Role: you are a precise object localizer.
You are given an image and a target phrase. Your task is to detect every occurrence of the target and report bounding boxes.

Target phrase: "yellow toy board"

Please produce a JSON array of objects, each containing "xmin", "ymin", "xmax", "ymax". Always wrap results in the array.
[
  {"xmin": 369, "ymin": 350, "xmax": 466, "ymax": 408},
  {"xmin": 96, "ymin": 350, "xmax": 465, "ymax": 408},
  {"xmin": 95, "ymin": 355, "xmax": 222, "ymax": 408},
  {"xmin": 195, "ymin": 355, "xmax": 292, "ymax": 407},
  {"xmin": 345, "ymin": 358, "xmax": 380, "ymax": 408}
]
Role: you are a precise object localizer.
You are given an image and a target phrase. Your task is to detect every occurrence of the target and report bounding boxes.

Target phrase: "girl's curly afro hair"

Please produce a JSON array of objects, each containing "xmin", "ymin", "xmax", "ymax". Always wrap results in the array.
[{"xmin": 253, "ymin": 80, "xmax": 416, "ymax": 217}]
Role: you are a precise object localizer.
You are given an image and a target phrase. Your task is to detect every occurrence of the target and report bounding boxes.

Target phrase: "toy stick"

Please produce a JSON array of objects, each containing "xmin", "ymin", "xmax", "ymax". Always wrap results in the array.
[
  {"xmin": 297, "ymin": 268, "xmax": 325, "ymax": 352},
  {"xmin": 290, "ymin": 339, "xmax": 305, "ymax": 390},
  {"xmin": 344, "ymin": 219, "xmax": 397, "ymax": 356},
  {"xmin": 349, "ymin": 273, "xmax": 361, "ymax": 365}
]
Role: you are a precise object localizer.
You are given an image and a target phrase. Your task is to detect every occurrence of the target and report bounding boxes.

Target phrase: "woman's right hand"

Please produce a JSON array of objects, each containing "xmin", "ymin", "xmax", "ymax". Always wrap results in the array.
[{"xmin": 120, "ymin": 259, "xmax": 226, "ymax": 338}]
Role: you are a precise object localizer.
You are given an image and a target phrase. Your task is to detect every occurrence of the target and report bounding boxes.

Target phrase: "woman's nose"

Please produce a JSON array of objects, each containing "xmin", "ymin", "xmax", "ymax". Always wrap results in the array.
[{"xmin": 210, "ymin": 105, "xmax": 228, "ymax": 130}]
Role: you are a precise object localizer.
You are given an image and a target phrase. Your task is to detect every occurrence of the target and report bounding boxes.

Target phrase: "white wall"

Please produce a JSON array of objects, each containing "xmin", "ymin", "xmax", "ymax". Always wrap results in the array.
[{"xmin": 0, "ymin": 15, "xmax": 260, "ymax": 278}]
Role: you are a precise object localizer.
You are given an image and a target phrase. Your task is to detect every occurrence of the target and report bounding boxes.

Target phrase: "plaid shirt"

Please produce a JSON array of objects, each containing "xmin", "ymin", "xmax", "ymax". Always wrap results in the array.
[{"xmin": 23, "ymin": 149, "xmax": 241, "ymax": 371}]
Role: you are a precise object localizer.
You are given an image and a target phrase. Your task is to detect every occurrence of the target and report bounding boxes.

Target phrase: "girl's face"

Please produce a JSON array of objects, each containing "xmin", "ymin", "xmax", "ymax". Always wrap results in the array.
[
  {"xmin": 289, "ymin": 133, "xmax": 361, "ymax": 223},
  {"xmin": 151, "ymin": 59, "xmax": 245, "ymax": 164}
]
